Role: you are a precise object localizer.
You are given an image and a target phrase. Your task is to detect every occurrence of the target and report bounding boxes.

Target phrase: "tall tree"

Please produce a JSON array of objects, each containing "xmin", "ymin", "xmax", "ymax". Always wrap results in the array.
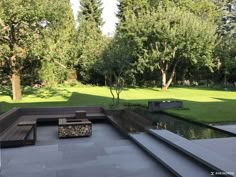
[
  {"xmin": 0, "ymin": 0, "xmax": 76, "ymax": 99},
  {"xmin": 116, "ymin": 7, "xmax": 217, "ymax": 90},
  {"xmin": 76, "ymin": 0, "xmax": 105, "ymax": 83},
  {"xmin": 149, "ymin": 0, "xmax": 219, "ymax": 21},
  {"xmin": 79, "ymin": 0, "xmax": 103, "ymax": 31},
  {"xmin": 213, "ymin": 0, "xmax": 236, "ymax": 86},
  {"xmin": 117, "ymin": 0, "xmax": 148, "ymax": 23},
  {"xmin": 0, "ymin": 0, "xmax": 47, "ymax": 100},
  {"xmin": 38, "ymin": 0, "xmax": 76, "ymax": 86},
  {"xmin": 216, "ymin": 0, "xmax": 236, "ymax": 37}
]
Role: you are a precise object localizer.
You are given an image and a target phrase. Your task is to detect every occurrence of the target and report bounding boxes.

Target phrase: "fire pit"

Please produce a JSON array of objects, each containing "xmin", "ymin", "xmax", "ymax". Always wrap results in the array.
[{"xmin": 58, "ymin": 118, "xmax": 92, "ymax": 138}]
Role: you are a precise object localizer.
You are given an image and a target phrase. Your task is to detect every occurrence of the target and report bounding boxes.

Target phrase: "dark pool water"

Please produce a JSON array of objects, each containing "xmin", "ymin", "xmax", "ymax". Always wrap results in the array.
[{"xmin": 132, "ymin": 108, "xmax": 232, "ymax": 140}]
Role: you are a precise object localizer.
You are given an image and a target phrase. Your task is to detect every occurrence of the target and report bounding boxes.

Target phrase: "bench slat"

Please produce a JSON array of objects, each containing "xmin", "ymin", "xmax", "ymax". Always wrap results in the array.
[{"xmin": 1, "ymin": 126, "xmax": 33, "ymax": 141}]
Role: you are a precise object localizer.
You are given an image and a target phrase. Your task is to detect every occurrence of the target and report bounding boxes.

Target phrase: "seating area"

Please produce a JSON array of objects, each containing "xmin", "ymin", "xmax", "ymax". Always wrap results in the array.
[
  {"xmin": 1, "ymin": 106, "xmax": 236, "ymax": 177},
  {"xmin": 0, "ymin": 106, "xmax": 106, "ymax": 148}
]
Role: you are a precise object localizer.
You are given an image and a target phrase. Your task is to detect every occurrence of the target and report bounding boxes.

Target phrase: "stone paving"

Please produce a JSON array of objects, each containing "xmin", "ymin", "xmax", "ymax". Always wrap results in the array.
[
  {"xmin": 214, "ymin": 124, "xmax": 236, "ymax": 134},
  {"xmin": 0, "ymin": 123, "xmax": 173, "ymax": 177},
  {"xmin": 193, "ymin": 124, "xmax": 236, "ymax": 171},
  {"xmin": 193, "ymin": 137, "xmax": 236, "ymax": 164}
]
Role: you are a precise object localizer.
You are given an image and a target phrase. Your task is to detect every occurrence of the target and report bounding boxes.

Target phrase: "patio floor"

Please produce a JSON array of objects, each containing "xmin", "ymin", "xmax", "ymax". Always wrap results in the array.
[{"xmin": 1, "ymin": 123, "xmax": 173, "ymax": 177}]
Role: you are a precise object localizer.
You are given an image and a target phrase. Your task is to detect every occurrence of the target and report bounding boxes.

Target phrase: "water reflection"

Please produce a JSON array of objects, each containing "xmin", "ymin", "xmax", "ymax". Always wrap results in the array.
[{"xmin": 133, "ymin": 108, "xmax": 231, "ymax": 140}]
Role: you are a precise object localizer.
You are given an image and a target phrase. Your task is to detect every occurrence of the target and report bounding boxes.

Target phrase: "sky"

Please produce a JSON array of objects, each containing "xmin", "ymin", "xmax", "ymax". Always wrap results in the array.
[{"xmin": 69, "ymin": 0, "xmax": 119, "ymax": 36}]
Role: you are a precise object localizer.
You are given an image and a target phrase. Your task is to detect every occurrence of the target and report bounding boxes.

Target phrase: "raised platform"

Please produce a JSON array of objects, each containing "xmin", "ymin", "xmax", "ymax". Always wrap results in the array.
[{"xmin": 148, "ymin": 101, "xmax": 183, "ymax": 112}]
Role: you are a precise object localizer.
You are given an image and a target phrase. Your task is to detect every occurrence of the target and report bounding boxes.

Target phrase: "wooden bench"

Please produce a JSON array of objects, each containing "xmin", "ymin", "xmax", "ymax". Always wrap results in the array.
[
  {"xmin": 20, "ymin": 106, "xmax": 106, "ymax": 117},
  {"xmin": 18, "ymin": 120, "xmax": 37, "ymax": 144},
  {"xmin": 21, "ymin": 107, "xmax": 106, "ymax": 123},
  {"xmin": 0, "ymin": 124, "xmax": 36, "ymax": 148},
  {"xmin": 0, "ymin": 108, "xmax": 36, "ymax": 148}
]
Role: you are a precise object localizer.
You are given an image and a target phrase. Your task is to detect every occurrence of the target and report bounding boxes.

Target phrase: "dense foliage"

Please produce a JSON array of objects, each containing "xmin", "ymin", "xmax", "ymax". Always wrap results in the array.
[
  {"xmin": 0, "ymin": 0, "xmax": 236, "ymax": 101},
  {"xmin": 0, "ymin": 0, "xmax": 76, "ymax": 100},
  {"xmin": 75, "ymin": 0, "xmax": 106, "ymax": 83}
]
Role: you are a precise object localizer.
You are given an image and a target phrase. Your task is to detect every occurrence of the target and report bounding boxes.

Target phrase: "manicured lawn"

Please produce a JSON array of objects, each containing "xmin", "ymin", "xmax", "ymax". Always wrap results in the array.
[{"xmin": 0, "ymin": 86, "xmax": 236, "ymax": 123}]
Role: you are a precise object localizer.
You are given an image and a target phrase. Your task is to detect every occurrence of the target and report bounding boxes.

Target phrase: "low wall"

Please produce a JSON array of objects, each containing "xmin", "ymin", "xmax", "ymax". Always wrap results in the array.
[{"xmin": 148, "ymin": 101, "xmax": 183, "ymax": 112}]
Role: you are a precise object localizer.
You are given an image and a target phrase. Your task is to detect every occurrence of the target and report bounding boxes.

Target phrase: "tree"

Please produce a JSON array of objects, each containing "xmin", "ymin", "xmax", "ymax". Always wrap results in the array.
[
  {"xmin": 38, "ymin": 0, "xmax": 76, "ymax": 86},
  {"xmin": 212, "ymin": 0, "xmax": 236, "ymax": 86},
  {"xmin": 117, "ymin": 7, "xmax": 217, "ymax": 90},
  {"xmin": 96, "ymin": 38, "xmax": 133, "ymax": 105},
  {"xmin": 79, "ymin": 0, "xmax": 103, "ymax": 33},
  {"xmin": 117, "ymin": 0, "xmax": 148, "ymax": 23},
  {"xmin": 148, "ymin": 0, "xmax": 220, "ymax": 23},
  {"xmin": 0, "ymin": 0, "xmax": 76, "ymax": 99},
  {"xmin": 0, "ymin": 0, "xmax": 49, "ymax": 100},
  {"xmin": 214, "ymin": 35, "xmax": 236, "ymax": 86},
  {"xmin": 216, "ymin": 0, "xmax": 236, "ymax": 37},
  {"xmin": 76, "ymin": 0, "xmax": 105, "ymax": 83}
]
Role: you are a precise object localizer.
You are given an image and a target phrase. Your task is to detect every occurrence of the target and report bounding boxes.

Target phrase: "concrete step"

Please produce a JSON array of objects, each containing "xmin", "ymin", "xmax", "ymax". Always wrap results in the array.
[
  {"xmin": 129, "ymin": 132, "xmax": 211, "ymax": 177},
  {"xmin": 147, "ymin": 129, "xmax": 235, "ymax": 176}
]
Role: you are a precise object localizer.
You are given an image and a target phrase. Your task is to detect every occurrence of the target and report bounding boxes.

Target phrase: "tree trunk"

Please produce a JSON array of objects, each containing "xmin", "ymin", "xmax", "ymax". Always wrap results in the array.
[
  {"xmin": 11, "ymin": 72, "xmax": 22, "ymax": 100},
  {"xmin": 116, "ymin": 92, "xmax": 120, "ymax": 105},
  {"xmin": 161, "ymin": 63, "xmax": 177, "ymax": 90},
  {"xmin": 161, "ymin": 71, "xmax": 167, "ymax": 90},
  {"xmin": 109, "ymin": 85, "xmax": 115, "ymax": 106}
]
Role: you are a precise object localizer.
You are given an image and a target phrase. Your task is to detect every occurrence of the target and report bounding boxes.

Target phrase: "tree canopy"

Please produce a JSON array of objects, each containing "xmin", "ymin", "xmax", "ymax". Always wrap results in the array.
[
  {"xmin": 0, "ymin": 0, "xmax": 236, "ymax": 102},
  {"xmin": 114, "ymin": 2, "xmax": 218, "ymax": 90},
  {"xmin": 76, "ymin": 0, "xmax": 106, "ymax": 83},
  {"xmin": 0, "ymin": 0, "xmax": 76, "ymax": 99}
]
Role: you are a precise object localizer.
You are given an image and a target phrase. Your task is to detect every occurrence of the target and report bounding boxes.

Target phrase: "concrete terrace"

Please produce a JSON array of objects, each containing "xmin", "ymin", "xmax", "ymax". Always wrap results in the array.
[
  {"xmin": 0, "ymin": 123, "xmax": 173, "ymax": 177},
  {"xmin": 1, "ymin": 108, "xmax": 236, "ymax": 177},
  {"xmin": 193, "ymin": 124, "xmax": 236, "ymax": 164}
]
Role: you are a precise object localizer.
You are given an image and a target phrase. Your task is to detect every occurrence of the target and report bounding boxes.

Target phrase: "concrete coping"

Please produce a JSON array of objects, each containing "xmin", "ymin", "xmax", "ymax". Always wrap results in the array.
[{"xmin": 147, "ymin": 129, "xmax": 235, "ymax": 176}]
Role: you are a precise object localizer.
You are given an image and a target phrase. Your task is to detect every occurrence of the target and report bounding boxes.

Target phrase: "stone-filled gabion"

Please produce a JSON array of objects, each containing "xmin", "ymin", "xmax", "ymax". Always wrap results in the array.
[{"xmin": 58, "ymin": 118, "xmax": 92, "ymax": 138}]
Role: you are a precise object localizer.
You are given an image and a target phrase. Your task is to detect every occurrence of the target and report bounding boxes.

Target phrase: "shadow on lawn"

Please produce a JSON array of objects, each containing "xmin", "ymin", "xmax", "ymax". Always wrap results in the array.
[{"xmin": 1, "ymin": 91, "xmax": 236, "ymax": 123}]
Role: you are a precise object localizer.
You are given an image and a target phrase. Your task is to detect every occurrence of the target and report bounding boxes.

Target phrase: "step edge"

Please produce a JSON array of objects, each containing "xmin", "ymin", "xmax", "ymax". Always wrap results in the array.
[{"xmin": 147, "ymin": 129, "xmax": 234, "ymax": 176}]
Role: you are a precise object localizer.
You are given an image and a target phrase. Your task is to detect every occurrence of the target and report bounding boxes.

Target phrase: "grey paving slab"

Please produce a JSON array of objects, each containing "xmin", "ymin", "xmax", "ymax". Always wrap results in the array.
[
  {"xmin": 193, "ymin": 137, "xmax": 236, "ymax": 163},
  {"xmin": 129, "ymin": 132, "xmax": 212, "ymax": 177},
  {"xmin": 104, "ymin": 145, "xmax": 135, "ymax": 154},
  {"xmin": 1, "ymin": 169, "xmax": 56, "ymax": 177},
  {"xmin": 148, "ymin": 129, "xmax": 236, "ymax": 176},
  {"xmin": 214, "ymin": 124, "xmax": 236, "ymax": 134},
  {"xmin": 56, "ymin": 164, "xmax": 122, "ymax": 177},
  {"xmin": 1, "ymin": 123, "xmax": 173, "ymax": 177}
]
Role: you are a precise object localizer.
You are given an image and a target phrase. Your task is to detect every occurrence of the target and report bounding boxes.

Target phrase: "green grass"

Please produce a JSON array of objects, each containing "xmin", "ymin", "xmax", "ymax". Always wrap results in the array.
[{"xmin": 0, "ymin": 86, "xmax": 236, "ymax": 123}]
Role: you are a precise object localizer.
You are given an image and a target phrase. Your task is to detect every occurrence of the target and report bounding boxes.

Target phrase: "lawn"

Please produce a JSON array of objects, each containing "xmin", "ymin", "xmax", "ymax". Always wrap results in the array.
[{"xmin": 0, "ymin": 85, "xmax": 236, "ymax": 123}]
